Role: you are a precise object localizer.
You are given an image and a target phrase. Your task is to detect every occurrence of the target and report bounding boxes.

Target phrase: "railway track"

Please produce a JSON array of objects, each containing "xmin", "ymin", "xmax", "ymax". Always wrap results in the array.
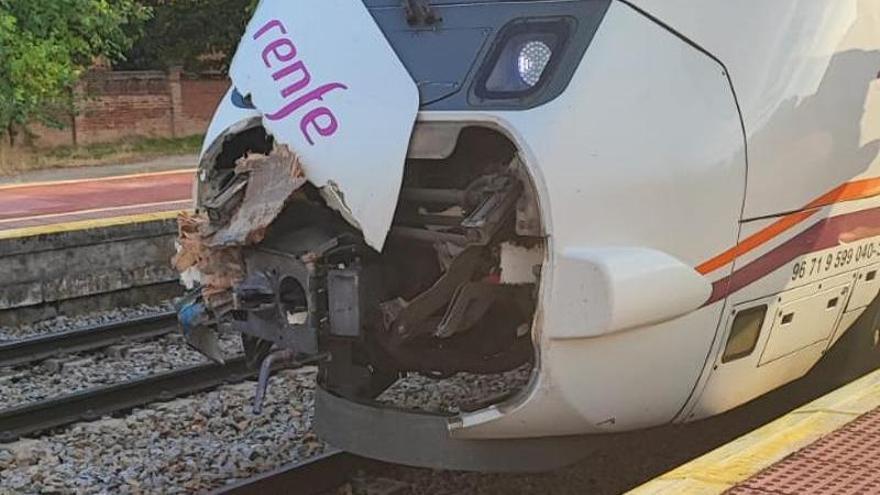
[
  {"xmin": 0, "ymin": 356, "xmax": 255, "ymax": 442},
  {"xmin": 0, "ymin": 310, "xmax": 262, "ymax": 442},
  {"xmin": 0, "ymin": 311, "xmax": 177, "ymax": 368},
  {"xmin": 212, "ymin": 451, "xmax": 375, "ymax": 495},
  {"xmin": 0, "ymin": 310, "xmax": 377, "ymax": 492}
]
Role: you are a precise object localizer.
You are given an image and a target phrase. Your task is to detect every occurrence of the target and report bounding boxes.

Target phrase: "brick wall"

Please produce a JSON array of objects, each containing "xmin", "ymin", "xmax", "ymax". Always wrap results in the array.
[
  {"xmin": 178, "ymin": 77, "xmax": 230, "ymax": 137},
  {"xmin": 29, "ymin": 68, "xmax": 228, "ymax": 148}
]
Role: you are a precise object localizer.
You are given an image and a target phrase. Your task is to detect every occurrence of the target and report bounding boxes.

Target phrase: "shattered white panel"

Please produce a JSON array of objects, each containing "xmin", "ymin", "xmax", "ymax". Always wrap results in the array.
[
  {"xmin": 229, "ymin": 0, "xmax": 419, "ymax": 249},
  {"xmin": 499, "ymin": 243, "xmax": 544, "ymax": 285}
]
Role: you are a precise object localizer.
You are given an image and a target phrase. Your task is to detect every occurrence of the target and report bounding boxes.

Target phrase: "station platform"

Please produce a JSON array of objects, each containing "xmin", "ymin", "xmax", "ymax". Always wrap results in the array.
[
  {"xmin": 0, "ymin": 168, "xmax": 195, "ymax": 240},
  {"xmin": 630, "ymin": 367, "xmax": 880, "ymax": 494},
  {"xmin": 0, "ymin": 165, "xmax": 194, "ymax": 325}
]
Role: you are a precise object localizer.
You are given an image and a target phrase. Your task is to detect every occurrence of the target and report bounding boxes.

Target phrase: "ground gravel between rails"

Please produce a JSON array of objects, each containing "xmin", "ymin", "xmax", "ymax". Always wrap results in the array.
[
  {"xmin": 0, "ymin": 334, "xmax": 243, "ymax": 410},
  {"xmin": 0, "ymin": 303, "xmax": 176, "ymax": 343},
  {"xmin": 376, "ymin": 364, "xmax": 533, "ymax": 414},
  {"xmin": 0, "ymin": 368, "xmax": 323, "ymax": 495}
]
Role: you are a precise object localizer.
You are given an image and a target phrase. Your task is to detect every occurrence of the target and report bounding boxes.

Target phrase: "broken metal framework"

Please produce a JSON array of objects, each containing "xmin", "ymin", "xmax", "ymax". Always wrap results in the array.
[{"xmin": 176, "ymin": 129, "xmax": 544, "ymax": 407}]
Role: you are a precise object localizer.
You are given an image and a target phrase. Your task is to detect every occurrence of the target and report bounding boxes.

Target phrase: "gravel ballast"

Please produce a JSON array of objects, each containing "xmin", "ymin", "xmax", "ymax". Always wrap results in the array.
[
  {"xmin": 0, "ymin": 368, "xmax": 323, "ymax": 494},
  {"xmin": 376, "ymin": 364, "xmax": 533, "ymax": 414}
]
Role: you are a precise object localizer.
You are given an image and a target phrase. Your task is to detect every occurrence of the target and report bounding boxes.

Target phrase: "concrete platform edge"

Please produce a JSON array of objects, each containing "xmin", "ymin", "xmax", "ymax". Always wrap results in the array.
[{"xmin": 0, "ymin": 213, "xmax": 186, "ymax": 325}]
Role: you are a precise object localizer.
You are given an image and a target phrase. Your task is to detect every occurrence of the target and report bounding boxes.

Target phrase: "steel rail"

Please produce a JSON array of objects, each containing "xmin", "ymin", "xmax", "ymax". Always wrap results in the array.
[
  {"xmin": 0, "ymin": 356, "xmax": 253, "ymax": 442},
  {"xmin": 211, "ymin": 450, "xmax": 375, "ymax": 495},
  {"xmin": 0, "ymin": 311, "xmax": 177, "ymax": 368}
]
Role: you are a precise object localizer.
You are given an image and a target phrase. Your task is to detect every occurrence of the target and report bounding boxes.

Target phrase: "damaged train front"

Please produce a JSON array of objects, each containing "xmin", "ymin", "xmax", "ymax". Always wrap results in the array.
[{"xmin": 172, "ymin": 0, "xmax": 545, "ymax": 416}]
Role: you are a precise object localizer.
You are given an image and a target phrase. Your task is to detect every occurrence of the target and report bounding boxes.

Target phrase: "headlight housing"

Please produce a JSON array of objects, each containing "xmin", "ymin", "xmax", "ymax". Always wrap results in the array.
[{"xmin": 475, "ymin": 18, "xmax": 573, "ymax": 100}]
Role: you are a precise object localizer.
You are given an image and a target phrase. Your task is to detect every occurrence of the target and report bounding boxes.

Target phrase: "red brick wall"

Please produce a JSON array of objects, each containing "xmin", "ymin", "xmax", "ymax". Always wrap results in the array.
[
  {"xmin": 178, "ymin": 78, "xmax": 229, "ymax": 137},
  {"xmin": 29, "ymin": 69, "xmax": 229, "ymax": 148}
]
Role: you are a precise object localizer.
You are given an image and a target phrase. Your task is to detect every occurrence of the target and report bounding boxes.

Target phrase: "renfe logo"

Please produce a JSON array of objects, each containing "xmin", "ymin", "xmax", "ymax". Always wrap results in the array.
[{"xmin": 253, "ymin": 19, "xmax": 348, "ymax": 145}]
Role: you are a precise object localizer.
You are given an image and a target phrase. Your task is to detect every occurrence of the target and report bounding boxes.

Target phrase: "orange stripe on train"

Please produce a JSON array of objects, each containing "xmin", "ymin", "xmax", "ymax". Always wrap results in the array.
[{"xmin": 696, "ymin": 177, "xmax": 880, "ymax": 275}]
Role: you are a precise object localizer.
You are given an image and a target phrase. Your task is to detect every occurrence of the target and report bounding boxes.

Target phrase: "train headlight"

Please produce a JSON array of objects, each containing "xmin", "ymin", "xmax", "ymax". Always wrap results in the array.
[
  {"xmin": 476, "ymin": 19, "xmax": 572, "ymax": 100},
  {"xmin": 517, "ymin": 40, "xmax": 553, "ymax": 87}
]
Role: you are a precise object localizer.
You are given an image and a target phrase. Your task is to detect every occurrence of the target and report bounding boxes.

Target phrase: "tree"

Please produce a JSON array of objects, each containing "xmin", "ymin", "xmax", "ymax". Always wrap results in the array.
[
  {"xmin": 118, "ymin": 0, "xmax": 258, "ymax": 72},
  {"xmin": 0, "ymin": 0, "xmax": 148, "ymax": 145}
]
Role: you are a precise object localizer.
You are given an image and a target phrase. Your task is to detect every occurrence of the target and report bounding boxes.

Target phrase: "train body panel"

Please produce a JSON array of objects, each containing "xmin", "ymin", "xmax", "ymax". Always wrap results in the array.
[
  {"xmin": 685, "ymin": 195, "xmax": 880, "ymax": 419},
  {"xmin": 226, "ymin": 0, "xmax": 419, "ymax": 249},
  {"xmin": 179, "ymin": 0, "xmax": 880, "ymax": 470},
  {"xmin": 626, "ymin": 0, "xmax": 880, "ymax": 220},
  {"xmin": 430, "ymin": 0, "xmax": 746, "ymax": 437}
]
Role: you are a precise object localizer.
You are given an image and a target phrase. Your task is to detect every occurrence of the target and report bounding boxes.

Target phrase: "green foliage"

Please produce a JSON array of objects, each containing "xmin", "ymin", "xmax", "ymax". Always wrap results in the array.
[
  {"xmin": 0, "ymin": 0, "xmax": 149, "ymax": 144},
  {"xmin": 118, "ymin": 0, "xmax": 258, "ymax": 72}
]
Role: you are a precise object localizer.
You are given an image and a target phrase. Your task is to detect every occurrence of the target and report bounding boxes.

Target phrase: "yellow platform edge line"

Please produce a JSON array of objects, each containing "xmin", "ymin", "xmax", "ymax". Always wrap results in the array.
[
  {"xmin": 0, "ymin": 209, "xmax": 190, "ymax": 240},
  {"xmin": 627, "ymin": 368, "xmax": 880, "ymax": 495}
]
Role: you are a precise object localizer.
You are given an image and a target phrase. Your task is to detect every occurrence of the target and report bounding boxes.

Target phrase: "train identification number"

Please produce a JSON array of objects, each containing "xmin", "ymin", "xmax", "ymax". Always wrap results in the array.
[{"xmin": 791, "ymin": 240, "xmax": 879, "ymax": 281}]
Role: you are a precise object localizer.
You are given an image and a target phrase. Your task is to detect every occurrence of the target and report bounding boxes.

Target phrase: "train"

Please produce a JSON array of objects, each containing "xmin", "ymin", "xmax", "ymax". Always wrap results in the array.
[{"xmin": 174, "ymin": 0, "xmax": 880, "ymax": 471}]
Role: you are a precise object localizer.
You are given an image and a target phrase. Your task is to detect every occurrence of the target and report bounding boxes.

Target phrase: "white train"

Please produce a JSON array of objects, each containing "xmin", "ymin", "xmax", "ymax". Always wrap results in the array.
[{"xmin": 176, "ymin": 0, "xmax": 880, "ymax": 470}]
